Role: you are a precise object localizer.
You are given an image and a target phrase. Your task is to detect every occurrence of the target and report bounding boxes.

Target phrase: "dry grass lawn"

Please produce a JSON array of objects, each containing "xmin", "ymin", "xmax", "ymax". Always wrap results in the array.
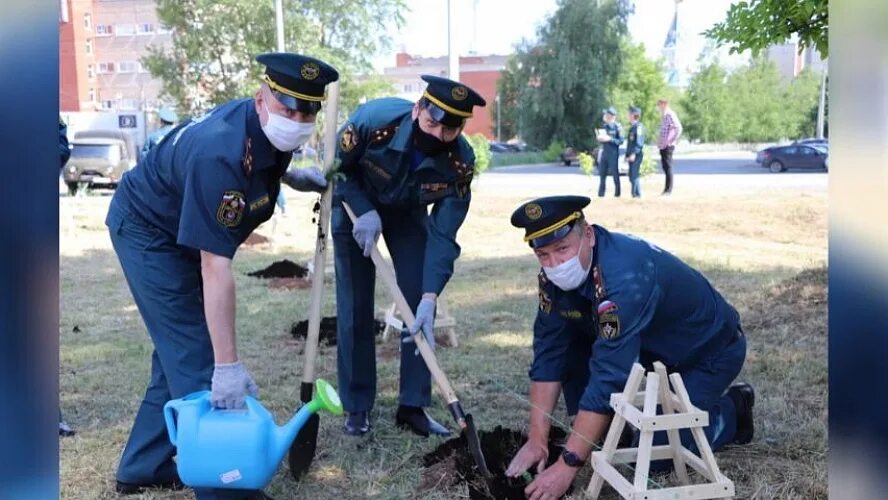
[{"xmin": 59, "ymin": 177, "xmax": 826, "ymax": 499}]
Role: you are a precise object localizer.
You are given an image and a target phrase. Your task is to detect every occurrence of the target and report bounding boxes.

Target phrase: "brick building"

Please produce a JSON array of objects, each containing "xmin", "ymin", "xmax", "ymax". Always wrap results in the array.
[
  {"xmin": 59, "ymin": 0, "xmax": 172, "ymax": 112},
  {"xmin": 383, "ymin": 52, "xmax": 508, "ymax": 139}
]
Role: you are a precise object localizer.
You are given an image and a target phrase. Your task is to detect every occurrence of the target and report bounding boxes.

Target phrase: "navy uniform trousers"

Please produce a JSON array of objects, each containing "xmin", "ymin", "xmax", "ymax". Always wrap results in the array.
[
  {"xmin": 331, "ymin": 198, "xmax": 432, "ymax": 413},
  {"xmin": 107, "ymin": 199, "xmax": 263, "ymax": 499},
  {"xmin": 598, "ymin": 150, "xmax": 621, "ymax": 197},
  {"xmin": 563, "ymin": 329, "xmax": 747, "ymax": 459},
  {"xmin": 628, "ymin": 152, "xmax": 644, "ymax": 198}
]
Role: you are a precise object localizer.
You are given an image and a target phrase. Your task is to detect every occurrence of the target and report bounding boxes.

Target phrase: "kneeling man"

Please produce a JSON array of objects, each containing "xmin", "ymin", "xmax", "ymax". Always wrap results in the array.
[{"xmin": 505, "ymin": 195, "xmax": 754, "ymax": 499}]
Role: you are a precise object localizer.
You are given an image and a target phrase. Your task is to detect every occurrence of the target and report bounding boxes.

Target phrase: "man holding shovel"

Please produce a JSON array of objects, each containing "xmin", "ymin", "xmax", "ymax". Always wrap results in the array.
[
  {"xmin": 505, "ymin": 196, "xmax": 755, "ymax": 499},
  {"xmin": 105, "ymin": 53, "xmax": 337, "ymax": 499},
  {"xmin": 332, "ymin": 75, "xmax": 485, "ymax": 437}
]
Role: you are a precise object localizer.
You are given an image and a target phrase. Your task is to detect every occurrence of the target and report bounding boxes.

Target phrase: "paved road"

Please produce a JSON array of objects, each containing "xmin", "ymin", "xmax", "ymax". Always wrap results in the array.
[
  {"xmin": 476, "ymin": 151, "xmax": 828, "ymax": 195},
  {"xmin": 61, "ymin": 151, "xmax": 828, "ymax": 197}
]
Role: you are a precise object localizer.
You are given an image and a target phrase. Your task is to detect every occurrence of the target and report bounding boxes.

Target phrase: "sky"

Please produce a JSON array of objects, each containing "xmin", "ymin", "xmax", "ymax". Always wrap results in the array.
[{"xmin": 372, "ymin": 0, "xmax": 749, "ymax": 72}]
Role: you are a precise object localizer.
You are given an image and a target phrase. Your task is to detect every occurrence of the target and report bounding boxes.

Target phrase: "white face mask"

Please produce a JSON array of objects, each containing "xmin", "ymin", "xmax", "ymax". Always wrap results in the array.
[
  {"xmin": 543, "ymin": 233, "xmax": 592, "ymax": 291},
  {"xmin": 261, "ymin": 99, "xmax": 315, "ymax": 152}
]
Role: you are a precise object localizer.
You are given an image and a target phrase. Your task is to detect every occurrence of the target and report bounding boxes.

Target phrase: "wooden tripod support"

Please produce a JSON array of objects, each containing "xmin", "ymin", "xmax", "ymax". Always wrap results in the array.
[
  {"xmin": 586, "ymin": 362, "xmax": 734, "ymax": 500},
  {"xmin": 381, "ymin": 299, "xmax": 458, "ymax": 347}
]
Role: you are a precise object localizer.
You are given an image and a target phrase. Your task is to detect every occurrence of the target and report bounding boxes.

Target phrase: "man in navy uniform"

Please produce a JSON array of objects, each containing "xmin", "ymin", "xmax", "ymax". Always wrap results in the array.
[
  {"xmin": 597, "ymin": 107, "xmax": 623, "ymax": 198},
  {"xmin": 105, "ymin": 52, "xmax": 337, "ymax": 499},
  {"xmin": 333, "ymin": 75, "xmax": 485, "ymax": 437},
  {"xmin": 505, "ymin": 196, "xmax": 755, "ymax": 499},
  {"xmin": 140, "ymin": 106, "xmax": 179, "ymax": 162},
  {"xmin": 625, "ymin": 106, "xmax": 645, "ymax": 198}
]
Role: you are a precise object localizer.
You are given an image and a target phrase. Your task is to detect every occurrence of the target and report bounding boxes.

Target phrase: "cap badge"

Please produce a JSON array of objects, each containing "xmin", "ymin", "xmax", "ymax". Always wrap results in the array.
[
  {"xmin": 451, "ymin": 85, "xmax": 468, "ymax": 101},
  {"xmin": 525, "ymin": 203, "xmax": 543, "ymax": 220},
  {"xmin": 301, "ymin": 62, "xmax": 320, "ymax": 80}
]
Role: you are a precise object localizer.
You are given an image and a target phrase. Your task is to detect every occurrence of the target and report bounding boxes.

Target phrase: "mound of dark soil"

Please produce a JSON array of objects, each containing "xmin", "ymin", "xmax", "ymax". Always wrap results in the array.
[
  {"xmin": 422, "ymin": 425, "xmax": 569, "ymax": 499},
  {"xmin": 247, "ymin": 259, "xmax": 308, "ymax": 279},
  {"xmin": 290, "ymin": 316, "xmax": 385, "ymax": 346}
]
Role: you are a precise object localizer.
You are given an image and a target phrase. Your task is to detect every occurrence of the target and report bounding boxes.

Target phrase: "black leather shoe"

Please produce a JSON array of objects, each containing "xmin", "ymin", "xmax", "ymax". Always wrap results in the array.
[
  {"xmin": 395, "ymin": 405, "xmax": 451, "ymax": 437},
  {"xmin": 727, "ymin": 382, "xmax": 755, "ymax": 445},
  {"xmin": 115, "ymin": 476, "xmax": 185, "ymax": 495},
  {"xmin": 343, "ymin": 411, "xmax": 371, "ymax": 436}
]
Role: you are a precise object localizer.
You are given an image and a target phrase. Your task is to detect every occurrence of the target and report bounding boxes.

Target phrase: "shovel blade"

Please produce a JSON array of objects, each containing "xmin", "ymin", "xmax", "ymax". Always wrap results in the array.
[
  {"xmin": 288, "ymin": 412, "xmax": 319, "ymax": 480},
  {"xmin": 288, "ymin": 382, "xmax": 319, "ymax": 480},
  {"xmin": 463, "ymin": 413, "xmax": 492, "ymax": 478}
]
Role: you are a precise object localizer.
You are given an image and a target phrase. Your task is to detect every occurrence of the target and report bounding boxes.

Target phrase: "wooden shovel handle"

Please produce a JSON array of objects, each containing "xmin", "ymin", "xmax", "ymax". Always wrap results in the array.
[
  {"xmin": 302, "ymin": 81, "xmax": 340, "ymax": 384},
  {"xmin": 341, "ymin": 202, "xmax": 460, "ymax": 406}
]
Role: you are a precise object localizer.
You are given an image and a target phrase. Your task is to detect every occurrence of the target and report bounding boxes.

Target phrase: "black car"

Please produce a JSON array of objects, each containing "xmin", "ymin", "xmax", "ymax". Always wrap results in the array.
[{"xmin": 756, "ymin": 144, "xmax": 828, "ymax": 173}]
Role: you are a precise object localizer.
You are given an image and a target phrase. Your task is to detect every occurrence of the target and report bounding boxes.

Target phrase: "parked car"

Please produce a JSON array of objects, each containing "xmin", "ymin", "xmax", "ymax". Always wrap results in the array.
[
  {"xmin": 62, "ymin": 130, "xmax": 138, "ymax": 195},
  {"xmin": 756, "ymin": 144, "xmax": 828, "ymax": 173}
]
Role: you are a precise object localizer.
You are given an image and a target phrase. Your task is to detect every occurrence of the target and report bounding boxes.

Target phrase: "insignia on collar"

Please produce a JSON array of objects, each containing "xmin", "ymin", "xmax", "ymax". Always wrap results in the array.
[
  {"xmin": 301, "ymin": 62, "xmax": 320, "ymax": 80},
  {"xmin": 599, "ymin": 311, "xmax": 620, "ymax": 339},
  {"xmin": 340, "ymin": 123, "xmax": 358, "ymax": 153},
  {"xmin": 525, "ymin": 203, "xmax": 542, "ymax": 220},
  {"xmin": 452, "ymin": 85, "xmax": 468, "ymax": 101},
  {"xmin": 217, "ymin": 190, "xmax": 246, "ymax": 227}
]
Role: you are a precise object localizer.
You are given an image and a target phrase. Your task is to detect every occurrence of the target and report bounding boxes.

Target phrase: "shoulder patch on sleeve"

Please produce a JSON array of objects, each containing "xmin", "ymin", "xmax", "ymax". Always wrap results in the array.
[
  {"xmin": 216, "ymin": 190, "xmax": 246, "ymax": 227},
  {"xmin": 599, "ymin": 311, "xmax": 621, "ymax": 339},
  {"xmin": 369, "ymin": 123, "xmax": 398, "ymax": 146},
  {"xmin": 538, "ymin": 270, "xmax": 552, "ymax": 313},
  {"xmin": 340, "ymin": 123, "xmax": 358, "ymax": 153}
]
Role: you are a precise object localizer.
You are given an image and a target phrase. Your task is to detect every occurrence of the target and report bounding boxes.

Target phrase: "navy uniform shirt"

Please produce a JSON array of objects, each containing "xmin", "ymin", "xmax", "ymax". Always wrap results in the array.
[
  {"xmin": 626, "ymin": 122, "xmax": 644, "ymax": 157},
  {"xmin": 601, "ymin": 121, "xmax": 623, "ymax": 155},
  {"xmin": 113, "ymin": 99, "xmax": 290, "ymax": 259},
  {"xmin": 334, "ymin": 97, "xmax": 476, "ymax": 295},
  {"xmin": 530, "ymin": 225, "xmax": 740, "ymax": 414}
]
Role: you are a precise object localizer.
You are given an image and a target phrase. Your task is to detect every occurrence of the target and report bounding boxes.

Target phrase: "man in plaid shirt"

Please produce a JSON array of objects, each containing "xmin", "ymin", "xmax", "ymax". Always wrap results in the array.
[{"xmin": 657, "ymin": 99, "xmax": 682, "ymax": 195}]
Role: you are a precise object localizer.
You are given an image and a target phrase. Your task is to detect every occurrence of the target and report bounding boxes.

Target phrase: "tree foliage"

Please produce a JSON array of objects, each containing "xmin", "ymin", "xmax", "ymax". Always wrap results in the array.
[
  {"xmin": 681, "ymin": 58, "xmax": 822, "ymax": 142},
  {"xmin": 608, "ymin": 41, "xmax": 667, "ymax": 143},
  {"xmin": 497, "ymin": 0, "xmax": 632, "ymax": 150},
  {"xmin": 704, "ymin": 0, "xmax": 828, "ymax": 58},
  {"xmin": 682, "ymin": 62, "xmax": 737, "ymax": 142},
  {"xmin": 142, "ymin": 0, "xmax": 405, "ymax": 115}
]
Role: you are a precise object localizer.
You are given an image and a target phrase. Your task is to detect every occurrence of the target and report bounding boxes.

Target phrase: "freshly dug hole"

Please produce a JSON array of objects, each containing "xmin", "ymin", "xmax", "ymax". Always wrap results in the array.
[
  {"xmin": 290, "ymin": 316, "xmax": 386, "ymax": 346},
  {"xmin": 422, "ymin": 425, "xmax": 569, "ymax": 499}
]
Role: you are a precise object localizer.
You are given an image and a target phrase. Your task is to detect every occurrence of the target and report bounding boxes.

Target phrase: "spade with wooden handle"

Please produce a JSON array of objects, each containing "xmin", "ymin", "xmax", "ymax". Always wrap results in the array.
[
  {"xmin": 342, "ymin": 201, "xmax": 492, "ymax": 478},
  {"xmin": 287, "ymin": 80, "xmax": 340, "ymax": 480}
]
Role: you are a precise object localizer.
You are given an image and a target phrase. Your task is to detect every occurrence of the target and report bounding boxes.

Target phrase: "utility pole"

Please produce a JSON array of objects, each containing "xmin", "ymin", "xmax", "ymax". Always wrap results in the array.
[
  {"xmin": 495, "ymin": 94, "xmax": 501, "ymax": 142},
  {"xmin": 447, "ymin": 0, "xmax": 459, "ymax": 81},
  {"xmin": 275, "ymin": 0, "xmax": 285, "ymax": 51},
  {"xmin": 816, "ymin": 68, "xmax": 827, "ymax": 138}
]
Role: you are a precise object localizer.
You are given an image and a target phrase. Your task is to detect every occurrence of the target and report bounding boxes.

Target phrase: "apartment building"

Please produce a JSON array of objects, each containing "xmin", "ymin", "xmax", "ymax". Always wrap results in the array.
[{"xmin": 60, "ymin": 0, "xmax": 172, "ymax": 112}]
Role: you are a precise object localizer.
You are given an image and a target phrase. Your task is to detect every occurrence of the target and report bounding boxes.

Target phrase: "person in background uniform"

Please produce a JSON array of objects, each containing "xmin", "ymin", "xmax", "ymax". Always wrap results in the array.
[
  {"xmin": 657, "ymin": 98, "xmax": 682, "ymax": 196},
  {"xmin": 105, "ymin": 52, "xmax": 337, "ymax": 500},
  {"xmin": 140, "ymin": 107, "xmax": 179, "ymax": 162},
  {"xmin": 333, "ymin": 75, "xmax": 485, "ymax": 437},
  {"xmin": 505, "ymin": 196, "xmax": 755, "ymax": 499},
  {"xmin": 625, "ymin": 106, "xmax": 645, "ymax": 198},
  {"xmin": 59, "ymin": 116, "xmax": 76, "ymax": 437},
  {"xmin": 597, "ymin": 107, "xmax": 623, "ymax": 198}
]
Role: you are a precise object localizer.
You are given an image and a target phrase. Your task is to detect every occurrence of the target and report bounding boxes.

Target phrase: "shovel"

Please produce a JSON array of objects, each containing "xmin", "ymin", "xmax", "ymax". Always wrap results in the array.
[
  {"xmin": 342, "ymin": 202, "xmax": 492, "ymax": 478},
  {"xmin": 287, "ymin": 80, "xmax": 340, "ymax": 480}
]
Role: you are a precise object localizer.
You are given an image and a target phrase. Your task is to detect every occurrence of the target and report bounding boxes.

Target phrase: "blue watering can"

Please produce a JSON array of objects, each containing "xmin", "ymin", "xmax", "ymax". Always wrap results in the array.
[{"xmin": 163, "ymin": 378, "xmax": 343, "ymax": 490}]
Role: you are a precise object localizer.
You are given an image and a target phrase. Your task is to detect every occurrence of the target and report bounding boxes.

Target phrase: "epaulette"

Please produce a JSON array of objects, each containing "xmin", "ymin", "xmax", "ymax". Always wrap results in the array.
[
  {"xmin": 369, "ymin": 124, "xmax": 398, "ymax": 146},
  {"xmin": 447, "ymin": 149, "xmax": 474, "ymax": 181},
  {"xmin": 241, "ymin": 137, "xmax": 253, "ymax": 177}
]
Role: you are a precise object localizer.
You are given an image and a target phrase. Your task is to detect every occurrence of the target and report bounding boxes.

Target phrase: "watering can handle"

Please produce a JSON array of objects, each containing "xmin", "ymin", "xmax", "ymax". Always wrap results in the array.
[{"xmin": 163, "ymin": 400, "xmax": 179, "ymax": 446}]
